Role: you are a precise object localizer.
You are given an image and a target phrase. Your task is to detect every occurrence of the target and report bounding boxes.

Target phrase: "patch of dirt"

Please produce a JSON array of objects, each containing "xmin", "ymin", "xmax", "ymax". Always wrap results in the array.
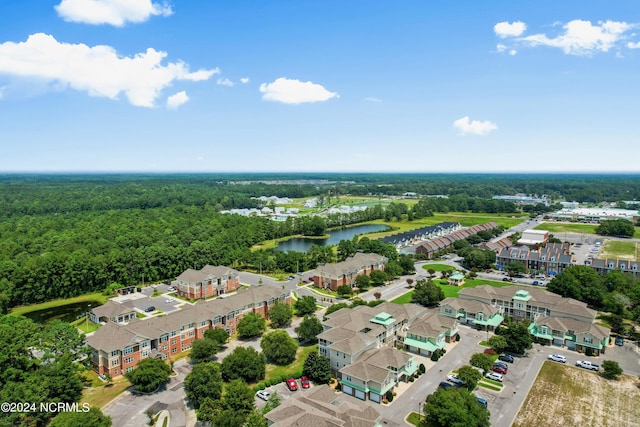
[{"xmin": 513, "ymin": 362, "xmax": 640, "ymax": 427}]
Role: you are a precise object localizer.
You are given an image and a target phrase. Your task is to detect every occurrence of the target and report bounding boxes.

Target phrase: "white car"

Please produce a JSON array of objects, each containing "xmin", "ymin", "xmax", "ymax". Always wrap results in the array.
[
  {"xmin": 255, "ymin": 390, "xmax": 271, "ymax": 401},
  {"xmin": 447, "ymin": 374, "xmax": 465, "ymax": 386},
  {"xmin": 165, "ymin": 298, "xmax": 175, "ymax": 303},
  {"xmin": 485, "ymin": 371, "xmax": 503, "ymax": 382},
  {"xmin": 547, "ymin": 354, "xmax": 567, "ymax": 363}
]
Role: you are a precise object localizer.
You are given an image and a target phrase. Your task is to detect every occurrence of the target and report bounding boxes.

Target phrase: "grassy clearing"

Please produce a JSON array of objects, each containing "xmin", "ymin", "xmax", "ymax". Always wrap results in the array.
[
  {"xmin": 600, "ymin": 240, "xmax": 638, "ymax": 260},
  {"xmin": 422, "ymin": 264, "xmax": 454, "ymax": 272},
  {"xmin": 81, "ymin": 377, "xmax": 131, "ymax": 409},
  {"xmin": 10, "ymin": 292, "xmax": 109, "ymax": 317},
  {"xmin": 407, "ymin": 412, "xmax": 423, "ymax": 425},
  {"xmin": 265, "ymin": 344, "xmax": 318, "ymax": 381},
  {"xmin": 392, "ymin": 279, "xmax": 515, "ymax": 303},
  {"xmin": 533, "ymin": 222, "xmax": 597, "ymax": 235},
  {"xmin": 513, "ymin": 361, "xmax": 640, "ymax": 427},
  {"xmin": 70, "ymin": 317, "xmax": 101, "ymax": 334}
]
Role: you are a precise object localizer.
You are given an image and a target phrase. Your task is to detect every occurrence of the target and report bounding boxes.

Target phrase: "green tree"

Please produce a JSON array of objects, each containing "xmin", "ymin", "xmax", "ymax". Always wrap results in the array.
[
  {"xmin": 505, "ymin": 261, "xmax": 527, "ymax": 275},
  {"xmin": 210, "ymin": 409, "xmax": 246, "ymax": 427},
  {"xmin": 223, "ymin": 379, "xmax": 255, "ymax": 413},
  {"xmin": 487, "ymin": 335, "xmax": 508, "ymax": 354},
  {"xmin": 294, "ymin": 296, "xmax": 317, "ymax": 316},
  {"xmin": 125, "ymin": 357, "xmax": 171, "ymax": 393},
  {"xmin": 421, "ymin": 388, "xmax": 490, "ymax": 427},
  {"xmin": 601, "ymin": 360, "xmax": 623, "ymax": 380},
  {"xmin": 457, "ymin": 365, "xmax": 483, "ymax": 391},
  {"xmin": 261, "ymin": 330, "xmax": 298, "ymax": 365},
  {"xmin": 302, "ymin": 352, "xmax": 332, "ymax": 383},
  {"xmin": 245, "ymin": 410, "xmax": 269, "ymax": 427},
  {"xmin": 297, "ymin": 315, "xmax": 324, "ymax": 342},
  {"xmin": 237, "ymin": 313, "xmax": 267, "ymax": 338},
  {"xmin": 184, "ymin": 362, "xmax": 223, "ymax": 409},
  {"xmin": 196, "ymin": 397, "xmax": 219, "ymax": 422},
  {"xmin": 49, "ymin": 407, "xmax": 112, "ymax": 427},
  {"xmin": 221, "ymin": 347, "xmax": 266, "ymax": 382},
  {"xmin": 39, "ymin": 319, "xmax": 89, "ymax": 363},
  {"xmin": 411, "ymin": 279, "xmax": 445, "ymax": 307},
  {"xmin": 470, "ymin": 353, "xmax": 493, "ymax": 373},
  {"xmin": 268, "ymin": 301, "xmax": 293, "ymax": 328},
  {"xmin": 324, "ymin": 302, "xmax": 349, "ymax": 319},
  {"xmin": 498, "ymin": 321, "xmax": 533, "ymax": 355},
  {"xmin": 262, "ymin": 391, "xmax": 281, "ymax": 414},
  {"xmin": 354, "ymin": 274, "xmax": 371, "ymax": 290},
  {"xmin": 337, "ymin": 284, "xmax": 353, "ymax": 297},
  {"xmin": 190, "ymin": 338, "xmax": 220, "ymax": 363},
  {"xmin": 369, "ymin": 270, "xmax": 388, "ymax": 286},
  {"xmin": 204, "ymin": 327, "xmax": 230, "ymax": 345},
  {"xmin": 596, "ymin": 219, "xmax": 635, "ymax": 237}
]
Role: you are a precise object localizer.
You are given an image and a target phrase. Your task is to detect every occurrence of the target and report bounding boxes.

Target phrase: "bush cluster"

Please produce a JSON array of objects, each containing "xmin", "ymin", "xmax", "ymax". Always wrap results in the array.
[{"xmin": 252, "ymin": 370, "xmax": 304, "ymax": 392}]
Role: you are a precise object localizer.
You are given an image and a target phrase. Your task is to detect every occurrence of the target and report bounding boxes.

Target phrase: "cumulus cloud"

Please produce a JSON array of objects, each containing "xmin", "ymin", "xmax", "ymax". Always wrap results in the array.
[
  {"xmin": 364, "ymin": 97, "xmax": 382, "ymax": 103},
  {"xmin": 55, "ymin": 0, "xmax": 172, "ymax": 26},
  {"xmin": 494, "ymin": 21, "xmax": 527, "ymax": 38},
  {"xmin": 240, "ymin": 77, "xmax": 250, "ymax": 84},
  {"xmin": 217, "ymin": 78, "xmax": 234, "ymax": 87},
  {"xmin": 522, "ymin": 19, "xmax": 635, "ymax": 55},
  {"xmin": 166, "ymin": 91, "xmax": 188, "ymax": 109},
  {"xmin": 0, "ymin": 33, "xmax": 218, "ymax": 107},
  {"xmin": 453, "ymin": 116, "xmax": 498, "ymax": 136},
  {"xmin": 259, "ymin": 77, "xmax": 338, "ymax": 104},
  {"xmin": 628, "ymin": 41, "xmax": 640, "ymax": 49}
]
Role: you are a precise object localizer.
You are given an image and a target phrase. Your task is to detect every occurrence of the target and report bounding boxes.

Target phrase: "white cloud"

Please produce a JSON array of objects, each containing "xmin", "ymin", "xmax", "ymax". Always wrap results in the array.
[
  {"xmin": 494, "ymin": 21, "xmax": 527, "ymax": 38},
  {"xmin": 496, "ymin": 43, "xmax": 506, "ymax": 53},
  {"xmin": 55, "ymin": 0, "xmax": 172, "ymax": 26},
  {"xmin": 509, "ymin": 49, "xmax": 517, "ymax": 56},
  {"xmin": 628, "ymin": 41, "xmax": 640, "ymax": 49},
  {"xmin": 259, "ymin": 77, "xmax": 338, "ymax": 104},
  {"xmin": 240, "ymin": 77, "xmax": 250, "ymax": 84},
  {"xmin": 364, "ymin": 97, "xmax": 382, "ymax": 103},
  {"xmin": 523, "ymin": 19, "xmax": 634, "ymax": 55},
  {"xmin": 453, "ymin": 116, "xmax": 497, "ymax": 136},
  {"xmin": 166, "ymin": 91, "xmax": 188, "ymax": 109},
  {"xmin": 217, "ymin": 78, "xmax": 234, "ymax": 87},
  {"xmin": 0, "ymin": 33, "xmax": 219, "ymax": 107}
]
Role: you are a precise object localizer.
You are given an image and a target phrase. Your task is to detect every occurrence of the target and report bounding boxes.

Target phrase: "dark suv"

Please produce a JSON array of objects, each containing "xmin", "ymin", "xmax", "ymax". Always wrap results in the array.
[
  {"xmin": 499, "ymin": 354, "xmax": 514, "ymax": 363},
  {"xmin": 144, "ymin": 306, "xmax": 155, "ymax": 312}
]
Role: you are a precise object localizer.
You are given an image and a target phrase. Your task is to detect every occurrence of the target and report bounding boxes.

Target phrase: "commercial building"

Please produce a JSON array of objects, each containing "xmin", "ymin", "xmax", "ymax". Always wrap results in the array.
[
  {"xmin": 87, "ymin": 284, "xmax": 289, "ymax": 378},
  {"xmin": 516, "ymin": 229, "xmax": 549, "ymax": 247},
  {"xmin": 551, "ymin": 207, "xmax": 639, "ymax": 224}
]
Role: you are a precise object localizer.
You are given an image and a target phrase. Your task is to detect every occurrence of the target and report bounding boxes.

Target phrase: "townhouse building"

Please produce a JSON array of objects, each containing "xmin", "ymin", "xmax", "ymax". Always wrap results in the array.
[
  {"xmin": 438, "ymin": 297, "xmax": 504, "ymax": 331},
  {"xmin": 496, "ymin": 243, "xmax": 574, "ymax": 276},
  {"xmin": 415, "ymin": 222, "xmax": 498, "ymax": 259},
  {"xmin": 175, "ymin": 265, "xmax": 240, "ymax": 299},
  {"xmin": 87, "ymin": 284, "xmax": 289, "ymax": 378},
  {"xmin": 379, "ymin": 222, "xmax": 461, "ymax": 249},
  {"xmin": 458, "ymin": 285, "xmax": 610, "ymax": 355},
  {"xmin": 590, "ymin": 258, "xmax": 639, "ymax": 277},
  {"xmin": 312, "ymin": 253, "xmax": 387, "ymax": 291},
  {"xmin": 402, "ymin": 310, "xmax": 460, "ymax": 357}
]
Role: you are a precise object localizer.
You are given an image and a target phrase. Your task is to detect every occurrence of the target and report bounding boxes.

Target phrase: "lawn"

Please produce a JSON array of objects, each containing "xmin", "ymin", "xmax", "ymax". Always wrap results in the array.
[
  {"xmin": 513, "ymin": 362, "xmax": 640, "ymax": 427},
  {"xmin": 599, "ymin": 240, "xmax": 638, "ymax": 261},
  {"xmin": 392, "ymin": 279, "xmax": 515, "ymax": 303},
  {"xmin": 70, "ymin": 317, "xmax": 101, "ymax": 334},
  {"xmin": 81, "ymin": 377, "xmax": 131, "ymax": 409},
  {"xmin": 10, "ymin": 292, "xmax": 109, "ymax": 317},
  {"xmin": 533, "ymin": 222, "xmax": 598, "ymax": 235},
  {"xmin": 407, "ymin": 412, "xmax": 424, "ymax": 425},
  {"xmin": 422, "ymin": 264, "xmax": 454, "ymax": 272},
  {"xmin": 265, "ymin": 344, "xmax": 318, "ymax": 381}
]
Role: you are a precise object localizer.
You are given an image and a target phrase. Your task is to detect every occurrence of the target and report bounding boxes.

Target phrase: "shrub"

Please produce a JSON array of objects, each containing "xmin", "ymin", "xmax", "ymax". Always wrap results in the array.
[
  {"xmin": 455, "ymin": 334, "xmax": 461, "ymax": 341},
  {"xmin": 385, "ymin": 390, "xmax": 394, "ymax": 402},
  {"xmin": 483, "ymin": 349, "xmax": 496, "ymax": 355},
  {"xmin": 335, "ymin": 382, "xmax": 341, "ymax": 391},
  {"xmin": 418, "ymin": 364, "xmax": 426, "ymax": 374}
]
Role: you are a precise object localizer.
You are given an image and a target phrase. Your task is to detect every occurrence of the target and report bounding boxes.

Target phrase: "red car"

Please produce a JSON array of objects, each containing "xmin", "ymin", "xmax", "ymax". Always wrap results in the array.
[
  {"xmin": 492, "ymin": 365, "xmax": 507, "ymax": 374},
  {"xmin": 300, "ymin": 376, "xmax": 310, "ymax": 389},
  {"xmin": 286, "ymin": 377, "xmax": 298, "ymax": 391}
]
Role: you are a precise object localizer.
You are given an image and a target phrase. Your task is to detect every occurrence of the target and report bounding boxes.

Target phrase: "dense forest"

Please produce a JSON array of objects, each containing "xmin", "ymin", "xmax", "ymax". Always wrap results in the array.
[{"xmin": 1, "ymin": 173, "xmax": 640, "ymax": 311}]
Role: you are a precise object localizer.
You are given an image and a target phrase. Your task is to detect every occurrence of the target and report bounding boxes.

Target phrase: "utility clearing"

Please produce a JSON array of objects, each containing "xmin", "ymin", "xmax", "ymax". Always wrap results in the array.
[{"xmin": 513, "ymin": 362, "xmax": 640, "ymax": 427}]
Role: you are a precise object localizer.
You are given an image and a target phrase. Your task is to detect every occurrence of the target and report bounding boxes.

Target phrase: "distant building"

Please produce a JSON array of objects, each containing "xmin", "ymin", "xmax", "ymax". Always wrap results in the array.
[
  {"xmin": 590, "ymin": 258, "xmax": 639, "ymax": 277},
  {"xmin": 493, "ymin": 194, "xmax": 548, "ymax": 205},
  {"xmin": 517, "ymin": 229, "xmax": 549, "ymax": 247},
  {"xmin": 551, "ymin": 207, "xmax": 639, "ymax": 224},
  {"xmin": 415, "ymin": 222, "xmax": 498, "ymax": 259},
  {"xmin": 379, "ymin": 222, "xmax": 460, "ymax": 249}
]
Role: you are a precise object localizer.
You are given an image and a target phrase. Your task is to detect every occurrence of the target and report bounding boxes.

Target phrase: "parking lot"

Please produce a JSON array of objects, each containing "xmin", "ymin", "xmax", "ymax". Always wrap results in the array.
[{"xmin": 112, "ymin": 283, "xmax": 185, "ymax": 316}]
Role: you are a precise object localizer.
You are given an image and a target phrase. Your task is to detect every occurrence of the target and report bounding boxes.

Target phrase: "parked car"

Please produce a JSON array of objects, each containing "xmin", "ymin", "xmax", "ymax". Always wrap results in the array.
[
  {"xmin": 615, "ymin": 337, "xmax": 624, "ymax": 346},
  {"xmin": 547, "ymin": 354, "xmax": 567, "ymax": 363},
  {"xmin": 498, "ymin": 354, "xmax": 514, "ymax": 363},
  {"xmin": 532, "ymin": 280, "xmax": 540, "ymax": 286},
  {"xmin": 502, "ymin": 278, "xmax": 512, "ymax": 282},
  {"xmin": 576, "ymin": 360, "xmax": 600, "ymax": 371},
  {"xmin": 485, "ymin": 372, "xmax": 503, "ymax": 382},
  {"xmin": 300, "ymin": 376, "xmax": 310, "ymax": 389},
  {"xmin": 255, "ymin": 390, "xmax": 271, "ymax": 401},
  {"xmin": 446, "ymin": 374, "xmax": 465, "ymax": 386},
  {"xmin": 144, "ymin": 306, "xmax": 155, "ymax": 313},
  {"xmin": 493, "ymin": 361, "xmax": 508, "ymax": 371},
  {"xmin": 286, "ymin": 377, "xmax": 298, "ymax": 391},
  {"xmin": 492, "ymin": 365, "xmax": 507, "ymax": 374},
  {"xmin": 476, "ymin": 397, "xmax": 488, "ymax": 408},
  {"xmin": 438, "ymin": 381, "xmax": 454, "ymax": 389}
]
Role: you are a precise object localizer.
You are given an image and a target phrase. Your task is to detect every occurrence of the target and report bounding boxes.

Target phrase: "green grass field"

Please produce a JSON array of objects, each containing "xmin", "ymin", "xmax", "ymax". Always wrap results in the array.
[
  {"xmin": 10, "ymin": 292, "xmax": 109, "ymax": 317},
  {"xmin": 392, "ymin": 278, "xmax": 515, "ymax": 303},
  {"xmin": 599, "ymin": 240, "xmax": 639, "ymax": 260},
  {"xmin": 265, "ymin": 344, "xmax": 318, "ymax": 381},
  {"xmin": 422, "ymin": 264, "xmax": 454, "ymax": 272},
  {"xmin": 533, "ymin": 222, "xmax": 597, "ymax": 235}
]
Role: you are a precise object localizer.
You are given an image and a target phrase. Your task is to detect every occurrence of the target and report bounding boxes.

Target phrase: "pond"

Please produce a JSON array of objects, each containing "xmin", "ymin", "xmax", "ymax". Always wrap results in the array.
[
  {"xmin": 22, "ymin": 300, "xmax": 102, "ymax": 324},
  {"xmin": 275, "ymin": 223, "xmax": 390, "ymax": 253}
]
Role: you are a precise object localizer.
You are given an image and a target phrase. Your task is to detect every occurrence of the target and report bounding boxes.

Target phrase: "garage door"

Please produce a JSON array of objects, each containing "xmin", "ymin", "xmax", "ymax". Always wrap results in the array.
[
  {"xmin": 370, "ymin": 392, "xmax": 381, "ymax": 403},
  {"xmin": 342, "ymin": 385, "xmax": 353, "ymax": 396},
  {"xmin": 553, "ymin": 338, "xmax": 564, "ymax": 347},
  {"xmin": 566, "ymin": 340, "xmax": 576, "ymax": 350},
  {"xmin": 354, "ymin": 390, "xmax": 366, "ymax": 400}
]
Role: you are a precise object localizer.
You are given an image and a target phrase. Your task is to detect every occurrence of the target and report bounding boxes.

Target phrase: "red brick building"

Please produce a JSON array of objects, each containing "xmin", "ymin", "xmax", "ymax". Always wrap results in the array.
[
  {"xmin": 175, "ymin": 265, "xmax": 240, "ymax": 299},
  {"xmin": 312, "ymin": 253, "xmax": 387, "ymax": 291}
]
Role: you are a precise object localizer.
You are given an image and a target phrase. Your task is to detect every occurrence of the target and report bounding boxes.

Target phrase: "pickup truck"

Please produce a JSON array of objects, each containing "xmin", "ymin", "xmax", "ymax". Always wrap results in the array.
[{"xmin": 576, "ymin": 360, "xmax": 600, "ymax": 371}]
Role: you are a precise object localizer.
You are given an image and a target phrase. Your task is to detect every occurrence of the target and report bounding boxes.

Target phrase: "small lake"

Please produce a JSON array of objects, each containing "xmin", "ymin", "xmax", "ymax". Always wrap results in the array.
[
  {"xmin": 275, "ymin": 224, "xmax": 390, "ymax": 253},
  {"xmin": 22, "ymin": 300, "xmax": 101, "ymax": 324}
]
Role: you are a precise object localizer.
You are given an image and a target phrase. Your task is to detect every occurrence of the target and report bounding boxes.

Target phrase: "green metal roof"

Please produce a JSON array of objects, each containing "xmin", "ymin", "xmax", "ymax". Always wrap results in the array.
[
  {"xmin": 371, "ymin": 312, "xmax": 395, "ymax": 326},
  {"xmin": 404, "ymin": 337, "xmax": 441, "ymax": 352}
]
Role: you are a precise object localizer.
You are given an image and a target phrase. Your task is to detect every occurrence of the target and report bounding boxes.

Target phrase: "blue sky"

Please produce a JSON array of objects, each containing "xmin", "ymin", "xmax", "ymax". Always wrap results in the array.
[{"xmin": 1, "ymin": 0, "xmax": 639, "ymax": 173}]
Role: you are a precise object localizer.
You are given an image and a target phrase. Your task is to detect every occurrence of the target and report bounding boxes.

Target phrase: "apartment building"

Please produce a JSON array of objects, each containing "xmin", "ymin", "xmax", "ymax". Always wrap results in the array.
[
  {"xmin": 438, "ymin": 297, "xmax": 504, "ymax": 331},
  {"xmin": 402, "ymin": 310, "xmax": 460, "ymax": 357},
  {"xmin": 175, "ymin": 265, "xmax": 240, "ymax": 299},
  {"xmin": 496, "ymin": 243, "xmax": 574, "ymax": 276},
  {"xmin": 458, "ymin": 285, "xmax": 610, "ymax": 355},
  {"xmin": 86, "ymin": 284, "xmax": 289, "ymax": 378},
  {"xmin": 90, "ymin": 300, "xmax": 136, "ymax": 324},
  {"xmin": 313, "ymin": 253, "xmax": 387, "ymax": 291}
]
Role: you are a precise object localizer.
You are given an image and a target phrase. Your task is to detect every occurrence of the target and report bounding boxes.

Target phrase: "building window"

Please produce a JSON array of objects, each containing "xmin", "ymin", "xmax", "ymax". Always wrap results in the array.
[
  {"xmin": 189, "ymin": 331, "xmax": 195, "ymax": 337},
  {"xmin": 113, "ymin": 369, "xmax": 118, "ymax": 375},
  {"xmin": 126, "ymin": 366, "xmax": 134, "ymax": 373},
  {"xmin": 584, "ymin": 337, "xmax": 593, "ymax": 344},
  {"xmin": 162, "ymin": 345, "xmax": 167, "ymax": 351},
  {"xmin": 142, "ymin": 351, "xmax": 148, "ymax": 357},
  {"xmin": 200, "ymin": 321, "xmax": 206, "ymax": 327},
  {"xmin": 141, "ymin": 342, "xmax": 148, "ymax": 348},
  {"xmin": 111, "ymin": 350, "xmax": 118, "ymax": 357},
  {"xmin": 346, "ymin": 375, "xmax": 352, "ymax": 381},
  {"xmin": 172, "ymin": 348, "xmax": 177, "ymax": 353},
  {"xmin": 111, "ymin": 359, "xmax": 118, "ymax": 366},
  {"xmin": 171, "ymin": 331, "xmax": 177, "ymax": 336},
  {"xmin": 171, "ymin": 339, "xmax": 177, "ymax": 345},
  {"xmin": 160, "ymin": 336, "xmax": 168, "ymax": 343},
  {"xmin": 124, "ymin": 347, "xmax": 134, "ymax": 355},
  {"xmin": 125, "ymin": 357, "xmax": 134, "ymax": 364}
]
